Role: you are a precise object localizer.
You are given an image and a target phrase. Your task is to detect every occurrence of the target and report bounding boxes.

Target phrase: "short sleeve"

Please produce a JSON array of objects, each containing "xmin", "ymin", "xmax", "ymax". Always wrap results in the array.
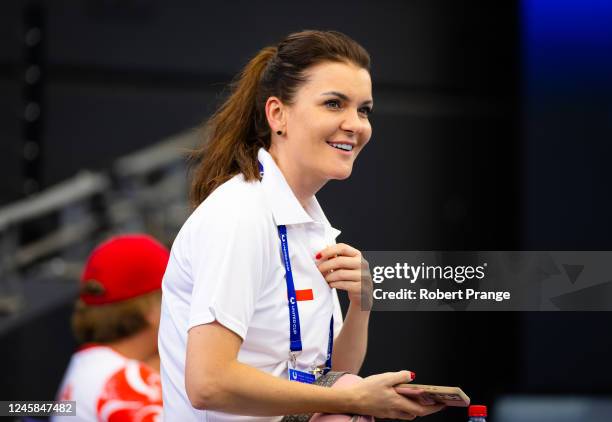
[
  {"xmin": 332, "ymin": 289, "xmax": 344, "ymax": 339},
  {"xmin": 187, "ymin": 206, "xmax": 270, "ymax": 339}
]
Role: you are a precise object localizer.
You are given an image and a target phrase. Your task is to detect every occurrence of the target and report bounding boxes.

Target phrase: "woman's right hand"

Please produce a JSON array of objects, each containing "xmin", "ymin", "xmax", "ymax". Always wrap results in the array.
[{"xmin": 344, "ymin": 370, "xmax": 446, "ymax": 420}]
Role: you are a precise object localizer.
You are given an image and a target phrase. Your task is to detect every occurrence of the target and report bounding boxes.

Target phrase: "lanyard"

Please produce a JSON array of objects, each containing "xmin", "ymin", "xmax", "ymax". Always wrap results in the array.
[
  {"xmin": 259, "ymin": 162, "xmax": 333, "ymax": 373},
  {"xmin": 278, "ymin": 224, "xmax": 333, "ymax": 372}
]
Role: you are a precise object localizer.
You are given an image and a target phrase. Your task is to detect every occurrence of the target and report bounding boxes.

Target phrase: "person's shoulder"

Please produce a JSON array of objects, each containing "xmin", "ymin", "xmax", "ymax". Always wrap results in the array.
[
  {"xmin": 208, "ymin": 173, "xmax": 264, "ymax": 207},
  {"xmin": 65, "ymin": 346, "xmax": 127, "ymax": 382},
  {"xmin": 171, "ymin": 174, "xmax": 273, "ymax": 257},
  {"xmin": 189, "ymin": 173, "xmax": 270, "ymax": 226},
  {"xmin": 54, "ymin": 346, "xmax": 128, "ymax": 416},
  {"xmin": 73, "ymin": 345, "xmax": 126, "ymax": 366}
]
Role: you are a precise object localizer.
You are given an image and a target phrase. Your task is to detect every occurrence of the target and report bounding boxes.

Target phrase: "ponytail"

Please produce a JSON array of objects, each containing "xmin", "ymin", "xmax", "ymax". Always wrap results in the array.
[
  {"xmin": 189, "ymin": 46, "xmax": 276, "ymax": 208},
  {"xmin": 189, "ymin": 30, "xmax": 370, "ymax": 208}
]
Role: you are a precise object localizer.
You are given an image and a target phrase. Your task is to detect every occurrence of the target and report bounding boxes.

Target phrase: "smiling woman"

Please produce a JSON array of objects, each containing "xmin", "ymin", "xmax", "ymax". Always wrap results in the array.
[
  {"xmin": 188, "ymin": 31, "xmax": 373, "ymax": 208},
  {"xmin": 266, "ymin": 60, "xmax": 373, "ymax": 207},
  {"xmin": 158, "ymin": 30, "xmax": 446, "ymax": 422}
]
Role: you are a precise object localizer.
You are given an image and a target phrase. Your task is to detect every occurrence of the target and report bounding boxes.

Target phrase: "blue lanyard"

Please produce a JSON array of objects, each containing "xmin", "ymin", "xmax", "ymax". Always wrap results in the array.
[
  {"xmin": 260, "ymin": 162, "xmax": 333, "ymax": 373},
  {"xmin": 278, "ymin": 224, "xmax": 303, "ymax": 354},
  {"xmin": 278, "ymin": 225, "xmax": 334, "ymax": 372}
]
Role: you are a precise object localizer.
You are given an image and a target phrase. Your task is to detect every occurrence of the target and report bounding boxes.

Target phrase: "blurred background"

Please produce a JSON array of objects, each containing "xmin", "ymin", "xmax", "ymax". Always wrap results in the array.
[{"xmin": 1, "ymin": 0, "xmax": 611, "ymax": 421}]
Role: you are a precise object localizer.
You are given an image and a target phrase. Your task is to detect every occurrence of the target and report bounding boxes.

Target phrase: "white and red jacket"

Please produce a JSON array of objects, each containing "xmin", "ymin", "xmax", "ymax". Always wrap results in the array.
[{"xmin": 52, "ymin": 345, "xmax": 162, "ymax": 422}]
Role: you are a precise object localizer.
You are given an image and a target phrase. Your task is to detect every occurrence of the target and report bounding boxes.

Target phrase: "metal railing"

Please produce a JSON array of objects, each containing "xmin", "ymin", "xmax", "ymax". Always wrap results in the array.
[{"xmin": 0, "ymin": 128, "xmax": 199, "ymax": 316}]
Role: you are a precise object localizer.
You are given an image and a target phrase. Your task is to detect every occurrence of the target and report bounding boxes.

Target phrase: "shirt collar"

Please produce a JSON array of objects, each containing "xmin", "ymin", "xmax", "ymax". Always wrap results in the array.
[{"xmin": 257, "ymin": 148, "xmax": 341, "ymax": 238}]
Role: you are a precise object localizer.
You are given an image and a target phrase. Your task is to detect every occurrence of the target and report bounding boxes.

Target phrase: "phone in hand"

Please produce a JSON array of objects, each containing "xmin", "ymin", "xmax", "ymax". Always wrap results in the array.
[{"xmin": 394, "ymin": 383, "xmax": 471, "ymax": 407}]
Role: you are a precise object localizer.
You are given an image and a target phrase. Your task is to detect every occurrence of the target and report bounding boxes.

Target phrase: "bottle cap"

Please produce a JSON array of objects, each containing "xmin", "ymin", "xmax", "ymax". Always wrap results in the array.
[{"xmin": 469, "ymin": 405, "xmax": 487, "ymax": 417}]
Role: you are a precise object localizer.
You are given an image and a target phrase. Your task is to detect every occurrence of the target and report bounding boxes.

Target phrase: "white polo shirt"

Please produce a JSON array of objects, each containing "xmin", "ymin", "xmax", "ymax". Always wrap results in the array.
[{"xmin": 159, "ymin": 148, "xmax": 344, "ymax": 422}]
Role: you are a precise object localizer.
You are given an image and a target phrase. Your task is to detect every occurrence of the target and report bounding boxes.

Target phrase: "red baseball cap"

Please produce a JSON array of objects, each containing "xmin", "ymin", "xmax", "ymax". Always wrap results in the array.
[{"xmin": 80, "ymin": 234, "xmax": 170, "ymax": 305}]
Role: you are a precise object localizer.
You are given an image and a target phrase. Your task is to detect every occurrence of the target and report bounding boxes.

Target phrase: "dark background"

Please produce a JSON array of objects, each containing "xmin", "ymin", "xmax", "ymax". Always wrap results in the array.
[{"xmin": 1, "ymin": 1, "xmax": 611, "ymax": 421}]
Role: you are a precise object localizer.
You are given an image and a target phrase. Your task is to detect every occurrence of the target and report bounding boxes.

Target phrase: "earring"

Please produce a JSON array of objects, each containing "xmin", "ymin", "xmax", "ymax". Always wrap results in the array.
[{"xmin": 276, "ymin": 130, "xmax": 282, "ymax": 135}]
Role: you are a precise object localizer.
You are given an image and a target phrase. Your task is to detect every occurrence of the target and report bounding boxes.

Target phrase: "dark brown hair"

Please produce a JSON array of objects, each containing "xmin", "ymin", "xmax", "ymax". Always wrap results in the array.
[
  {"xmin": 72, "ymin": 290, "xmax": 161, "ymax": 344},
  {"xmin": 189, "ymin": 30, "xmax": 371, "ymax": 207}
]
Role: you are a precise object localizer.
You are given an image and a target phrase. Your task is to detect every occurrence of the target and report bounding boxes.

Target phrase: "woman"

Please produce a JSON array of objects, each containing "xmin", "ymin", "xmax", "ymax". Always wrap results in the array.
[{"xmin": 159, "ymin": 30, "xmax": 445, "ymax": 421}]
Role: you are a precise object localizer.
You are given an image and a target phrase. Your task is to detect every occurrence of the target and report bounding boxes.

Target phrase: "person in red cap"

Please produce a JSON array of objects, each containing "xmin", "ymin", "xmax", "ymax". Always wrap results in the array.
[{"xmin": 52, "ymin": 234, "xmax": 170, "ymax": 422}]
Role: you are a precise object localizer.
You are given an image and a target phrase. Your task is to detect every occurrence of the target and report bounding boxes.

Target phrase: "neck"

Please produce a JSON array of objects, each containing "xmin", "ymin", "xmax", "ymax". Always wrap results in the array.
[
  {"xmin": 107, "ymin": 328, "xmax": 157, "ymax": 364},
  {"xmin": 268, "ymin": 147, "xmax": 326, "ymax": 208}
]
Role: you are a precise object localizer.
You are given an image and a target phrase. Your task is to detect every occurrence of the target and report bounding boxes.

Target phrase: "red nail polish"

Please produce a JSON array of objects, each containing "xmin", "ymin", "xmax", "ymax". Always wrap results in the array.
[
  {"xmin": 316, "ymin": 253, "xmax": 322, "ymax": 259},
  {"xmin": 409, "ymin": 371, "xmax": 416, "ymax": 380}
]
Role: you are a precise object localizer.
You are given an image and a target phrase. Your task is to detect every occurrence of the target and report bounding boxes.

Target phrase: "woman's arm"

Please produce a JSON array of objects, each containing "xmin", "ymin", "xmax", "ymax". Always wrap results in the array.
[
  {"xmin": 185, "ymin": 321, "xmax": 441, "ymax": 419},
  {"xmin": 317, "ymin": 243, "xmax": 374, "ymax": 374},
  {"xmin": 330, "ymin": 303, "xmax": 370, "ymax": 373},
  {"xmin": 186, "ymin": 321, "xmax": 351, "ymax": 416}
]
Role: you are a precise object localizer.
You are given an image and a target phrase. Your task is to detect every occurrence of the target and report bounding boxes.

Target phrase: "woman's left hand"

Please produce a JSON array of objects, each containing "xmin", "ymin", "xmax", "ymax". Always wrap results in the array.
[{"xmin": 316, "ymin": 243, "xmax": 373, "ymax": 309}]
